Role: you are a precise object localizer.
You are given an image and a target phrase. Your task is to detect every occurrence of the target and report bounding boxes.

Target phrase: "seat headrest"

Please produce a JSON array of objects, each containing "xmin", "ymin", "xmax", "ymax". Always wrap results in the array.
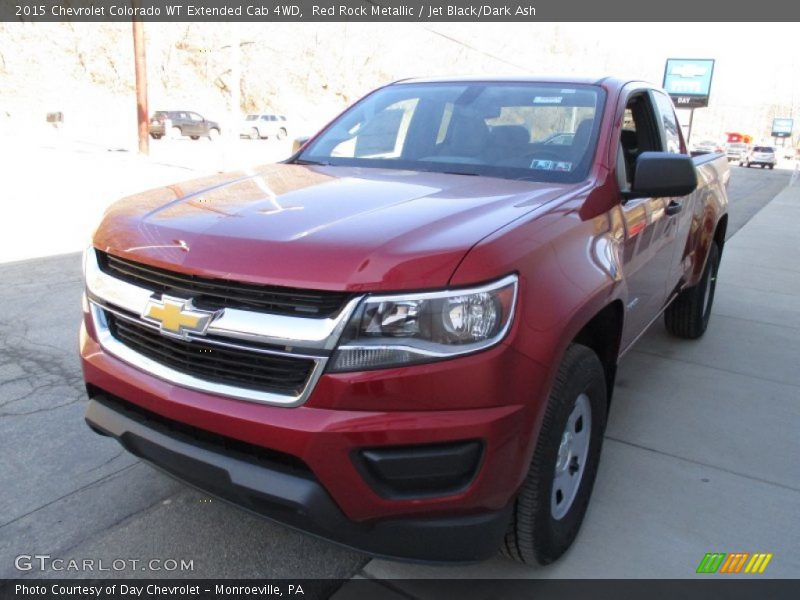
[
  {"xmin": 445, "ymin": 113, "xmax": 491, "ymax": 156},
  {"xmin": 490, "ymin": 125, "xmax": 529, "ymax": 148}
]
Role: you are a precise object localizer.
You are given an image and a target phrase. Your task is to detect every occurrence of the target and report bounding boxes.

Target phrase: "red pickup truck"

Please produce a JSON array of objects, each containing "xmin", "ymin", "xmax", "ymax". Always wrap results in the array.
[{"xmin": 81, "ymin": 77, "xmax": 729, "ymax": 565}]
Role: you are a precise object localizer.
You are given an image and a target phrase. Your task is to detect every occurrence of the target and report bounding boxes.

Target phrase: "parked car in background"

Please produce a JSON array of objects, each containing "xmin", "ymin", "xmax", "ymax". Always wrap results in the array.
[
  {"xmin": 149, "ymin": 111, "xmax": 221, "ymax": 140},
  {"xmin": 691, "ymin": 139, "xmax": 724, "ymax": 155},
  {"xmin": 725, "ymin": 142, "xmax": 749, "ymax": 163},
  {"xmin": 741, "ymin": 145, "xmax": 777, "ymax": 169},
  {"xmin": 541, "ymin": 132, "xmax": 575, "ymax": 145},
  {"xmin": 240, "ymin": 114, "xmax": 289, "ymax": 140}
]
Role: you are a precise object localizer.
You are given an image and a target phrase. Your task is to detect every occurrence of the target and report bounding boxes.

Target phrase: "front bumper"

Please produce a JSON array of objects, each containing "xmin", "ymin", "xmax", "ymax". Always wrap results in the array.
[
  {"xmin": 85, "ymin": 393, "xmax": 512, "ymax": 562},
  {"xmin": 81, "ymin": 318, "xmax": 546, "ymax": 561}
]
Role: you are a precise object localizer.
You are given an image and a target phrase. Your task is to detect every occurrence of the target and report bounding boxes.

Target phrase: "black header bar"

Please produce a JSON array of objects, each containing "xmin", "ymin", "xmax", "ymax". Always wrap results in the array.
[{"xmin": 2, "ymin": 0, "xmax": 800, "ymax": 22}]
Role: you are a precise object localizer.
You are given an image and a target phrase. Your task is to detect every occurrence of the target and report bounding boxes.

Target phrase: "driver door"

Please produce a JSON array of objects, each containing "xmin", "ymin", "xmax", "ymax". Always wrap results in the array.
[{"xmin": 615, "ymin": 90, "xmax": 680, "ymax": 349}]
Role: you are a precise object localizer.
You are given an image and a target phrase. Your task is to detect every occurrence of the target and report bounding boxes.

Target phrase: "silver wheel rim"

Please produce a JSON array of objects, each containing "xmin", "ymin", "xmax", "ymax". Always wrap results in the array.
[{"xmin": 551, "ymin": 393, "xmax": 592, "ymax": 520}]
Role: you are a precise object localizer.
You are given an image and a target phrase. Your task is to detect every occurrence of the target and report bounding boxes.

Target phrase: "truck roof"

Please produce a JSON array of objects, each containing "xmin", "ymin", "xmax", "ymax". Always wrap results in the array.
[{"xmin": 392, "ymin": 75, "xmax": 633, "ymax": 88}]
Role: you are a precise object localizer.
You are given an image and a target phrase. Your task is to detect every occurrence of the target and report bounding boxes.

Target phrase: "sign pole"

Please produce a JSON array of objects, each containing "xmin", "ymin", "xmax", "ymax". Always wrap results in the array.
[
  {"xmin": 686, "ymin": 108, "xmax": 695, "ymax": 146},
  {"xmin": 132, "ymin": 11, "xmax": 149, "ymax": 156}
]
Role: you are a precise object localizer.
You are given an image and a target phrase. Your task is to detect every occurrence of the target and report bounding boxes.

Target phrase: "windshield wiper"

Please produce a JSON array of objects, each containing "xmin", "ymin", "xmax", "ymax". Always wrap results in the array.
[{"xmin": 293, "ymin": 158, "xmax": 330, "ymax": 166}]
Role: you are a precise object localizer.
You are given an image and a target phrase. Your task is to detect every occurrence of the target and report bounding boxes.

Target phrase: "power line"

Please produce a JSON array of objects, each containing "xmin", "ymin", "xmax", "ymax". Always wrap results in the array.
[{"xmin": 424, "ymin": 27, "xmax": 531, "ymax": 74}]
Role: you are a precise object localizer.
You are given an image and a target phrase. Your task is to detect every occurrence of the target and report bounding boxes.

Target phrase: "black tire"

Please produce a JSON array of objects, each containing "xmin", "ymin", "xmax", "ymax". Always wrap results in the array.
[
  {"xmin": 277, "ymin": 127, "xmax": 287, "ymax": 141},
  {"xmin": 190, "ymin": 136, "xmax": 200, "ymax": 140},
  {"xmin": 150, "ymin": 134, "xmax": 162, "ymax": 140},
  {"xmin": 502, "ymin": 344, "xmax": 607, "ymax": 565},
  {"xmin": 769, "ymin": 165, "xmax": 775, "ymax": 170},
  {"xmin": 664, "ymin": 242, "xmax": 720, "ymax": 339}
]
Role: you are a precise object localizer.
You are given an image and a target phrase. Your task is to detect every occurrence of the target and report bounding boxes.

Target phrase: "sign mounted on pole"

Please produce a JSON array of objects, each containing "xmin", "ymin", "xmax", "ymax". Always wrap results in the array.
[
  {"xmin": 662, "ymin": 58, "xmax": 715, "ymax": 109},
  {"xmin": 771, "ymin": 118, "xmax": 793, "ymax": 138}
]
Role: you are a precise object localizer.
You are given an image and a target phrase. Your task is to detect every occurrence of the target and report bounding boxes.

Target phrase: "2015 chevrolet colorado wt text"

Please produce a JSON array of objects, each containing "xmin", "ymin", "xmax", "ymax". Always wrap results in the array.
[{"xmin": 81, "ymin": 77, "xmax": 729, "ymax": 564}]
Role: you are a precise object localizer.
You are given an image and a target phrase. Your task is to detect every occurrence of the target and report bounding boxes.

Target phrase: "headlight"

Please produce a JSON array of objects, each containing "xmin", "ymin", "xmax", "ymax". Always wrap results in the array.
[{"xmin": 328, "ymin": 274, "xmax": 518, "ymax": 372}]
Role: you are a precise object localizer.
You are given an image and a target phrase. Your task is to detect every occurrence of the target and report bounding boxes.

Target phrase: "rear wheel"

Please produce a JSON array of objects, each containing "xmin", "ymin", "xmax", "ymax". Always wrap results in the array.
[
  {"xmin": 150, "ymin": 134, "xmax": 162, "ymax": 140},
  {"xmin": 502, "ymin": 344, "xmax": 607, "ymax": 565},
  {"xmin": 208, "ymin": 128, "xmax": 220, "ymax": 140},
  {"xmin": 277, "ymin": 127, "xmax": 287, "ymax": 141},
  {"xmin": 249, "ymin": 127, "xmax": 260, "ymax": 140},
  {"xmin": 664, "ymin": 242, "xmax": 720, "ymax": 339},
  {"xmin": 190, "ymin": 136, "xmax": 200, "ymax": 140}
]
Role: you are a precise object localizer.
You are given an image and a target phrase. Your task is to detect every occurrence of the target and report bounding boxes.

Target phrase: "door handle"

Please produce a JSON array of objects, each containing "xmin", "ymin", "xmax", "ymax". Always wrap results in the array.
[{"xmin": 665, "ymin": 201, "xmax": 682, "ymax": 216}]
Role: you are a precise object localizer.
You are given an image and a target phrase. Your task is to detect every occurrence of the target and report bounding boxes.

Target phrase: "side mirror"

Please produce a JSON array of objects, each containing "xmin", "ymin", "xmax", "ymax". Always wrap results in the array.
[
  {"xmin": 292, "ymin": 136, "xmax": 310, "ymax": 154},
  {"xmin": 627, "ymin": 152, "xmax": 698, "ymax": 199}
]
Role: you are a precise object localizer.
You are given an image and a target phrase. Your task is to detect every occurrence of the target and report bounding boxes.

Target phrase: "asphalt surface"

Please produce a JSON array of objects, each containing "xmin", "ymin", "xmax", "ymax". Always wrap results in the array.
[{"xmin": 0, "ymin": 165, "xmax": 792, "ymax": 584}]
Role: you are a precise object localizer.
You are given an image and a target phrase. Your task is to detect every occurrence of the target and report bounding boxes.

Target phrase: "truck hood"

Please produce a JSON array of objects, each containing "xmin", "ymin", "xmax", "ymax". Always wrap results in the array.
[{"xmin": 94, "ymin": 164, "xmax": 579, "ymax": 291}]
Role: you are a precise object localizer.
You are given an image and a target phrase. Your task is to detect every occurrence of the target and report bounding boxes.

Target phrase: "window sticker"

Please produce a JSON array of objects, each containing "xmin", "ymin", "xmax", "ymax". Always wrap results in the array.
[
  {"xmin": 533, "ymin": 96, "xmax": 563, "ymax": 104},
  {"xmin": 531, "ymin": 159, "xmax": 573, "ymax": 171}
]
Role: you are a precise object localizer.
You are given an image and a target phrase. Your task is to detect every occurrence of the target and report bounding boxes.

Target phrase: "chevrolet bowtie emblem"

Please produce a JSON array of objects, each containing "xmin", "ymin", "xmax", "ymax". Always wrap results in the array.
[{"xmin": 142, "ymin": 296, "xmax": 216, "ymax": 339}]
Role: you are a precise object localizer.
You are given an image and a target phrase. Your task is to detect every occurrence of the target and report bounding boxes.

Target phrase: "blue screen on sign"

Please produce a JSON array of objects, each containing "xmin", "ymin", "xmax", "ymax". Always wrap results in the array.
[
  {"xmin": 663, "ymin": 59, "xmax": 715, "ymax": 97},
  {"xmin": 772, "ymin": 118, "xmax": 793, "ymax": 135}
]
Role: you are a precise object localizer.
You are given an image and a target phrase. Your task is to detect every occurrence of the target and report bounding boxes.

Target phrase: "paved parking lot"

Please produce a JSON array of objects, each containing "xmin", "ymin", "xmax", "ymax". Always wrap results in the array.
[{"xmin": 0, "ymin": 160, "xmax": 797, "ymax": 587}]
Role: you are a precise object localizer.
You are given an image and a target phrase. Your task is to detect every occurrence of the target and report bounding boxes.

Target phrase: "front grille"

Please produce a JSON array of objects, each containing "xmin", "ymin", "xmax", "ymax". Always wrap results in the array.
[
  {"xmin": 105, "ymin": 312, "xmax": 315, "ymax": 396},
  {"xmin": 97, "ymin": 251, "xmax": 351, "ymax": 318}
]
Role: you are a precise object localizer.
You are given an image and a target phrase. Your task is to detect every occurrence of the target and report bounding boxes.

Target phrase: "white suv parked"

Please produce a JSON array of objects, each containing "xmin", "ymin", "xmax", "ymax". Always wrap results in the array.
[
  {"xmin": 240, "ymin": 114, "xmax": 289, "ymax": 140},
  {"xmin": 742, "ymin": 146, "xmax": 777, "ymax": 169}
]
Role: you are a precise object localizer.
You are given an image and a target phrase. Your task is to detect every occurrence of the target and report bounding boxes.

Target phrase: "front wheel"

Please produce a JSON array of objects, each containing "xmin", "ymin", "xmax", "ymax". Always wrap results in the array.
[
  {"xmin": 249, "ymin": 127, "xmax": 260, "ymax": 140},
  {"xmin": 664, "ymin": 242, "xmax": 720, "ymax": 339},
  {"xmin": 208, "ymin": 128, "xmax": 220, "ymax": 140},
  {"xmin": 277, "ymin": 127, "xmax": 287, "ymax": 141},
  {"xmin": 502, "ymin": 344, "xmax": 607, "ymax": 565}
]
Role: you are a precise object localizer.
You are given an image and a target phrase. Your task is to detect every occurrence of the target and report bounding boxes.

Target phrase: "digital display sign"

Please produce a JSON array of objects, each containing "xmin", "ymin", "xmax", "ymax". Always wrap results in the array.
[{"xmin": 771, "ymin": 118, "xmax": 793, "ymax": 138}]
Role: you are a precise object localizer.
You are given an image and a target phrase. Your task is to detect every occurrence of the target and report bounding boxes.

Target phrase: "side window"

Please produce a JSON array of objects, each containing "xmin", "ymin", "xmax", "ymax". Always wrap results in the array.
[
  {"xmin": 435, "ymin": 102, "xmax": 454, "ymax": 145},
  {"xmin": 617, "ymin": 93, "xmax": 663, "ymax": 190},
  {"xmin": 653, "ymin": 93, "xmax": 683, "ymax": 154}
]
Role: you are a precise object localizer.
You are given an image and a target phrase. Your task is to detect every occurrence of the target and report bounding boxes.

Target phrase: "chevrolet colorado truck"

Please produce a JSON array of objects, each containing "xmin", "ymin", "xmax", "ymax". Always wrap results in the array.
[{"xmin": 81, "ymin": 77, "xmax": 729, "ymax": 565}]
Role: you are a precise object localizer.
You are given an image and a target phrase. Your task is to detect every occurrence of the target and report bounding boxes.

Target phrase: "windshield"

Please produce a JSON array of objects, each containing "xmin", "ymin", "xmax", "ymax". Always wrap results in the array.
[
  {"xmin": 753, "ymin": 146, "xmax": 773, "ymax": 153},
  {"xmin": 297, "ymin": 82, "xmax": 605, "ymax": 183}
]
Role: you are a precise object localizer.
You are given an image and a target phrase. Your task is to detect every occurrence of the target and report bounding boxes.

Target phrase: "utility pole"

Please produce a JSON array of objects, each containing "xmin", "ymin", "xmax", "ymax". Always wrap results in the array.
[{"xmin": 132, "ymin": 10, "xmax": 149, "ymax": 155}]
